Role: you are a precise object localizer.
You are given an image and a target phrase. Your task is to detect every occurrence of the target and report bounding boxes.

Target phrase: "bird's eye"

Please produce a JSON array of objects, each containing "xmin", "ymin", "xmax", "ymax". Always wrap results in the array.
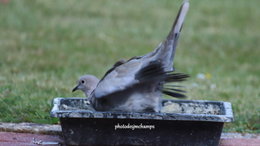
[{"xmin": 81, "ymin": 80, "xmax": 85, "ymax": 84}]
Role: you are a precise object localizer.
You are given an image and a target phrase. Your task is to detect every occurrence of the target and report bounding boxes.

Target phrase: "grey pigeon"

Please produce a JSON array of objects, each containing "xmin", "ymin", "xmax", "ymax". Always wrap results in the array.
[
  {"xmin": 72, "ymin": 75, "xmax": 99, "ymax": 97},
  {"xmin": 73, "ymin": 1, "xmax": 190, "ymax": 112},
  {"xmin": 72, "ymin": 60, "xmax": 126, "ymax": 97}
]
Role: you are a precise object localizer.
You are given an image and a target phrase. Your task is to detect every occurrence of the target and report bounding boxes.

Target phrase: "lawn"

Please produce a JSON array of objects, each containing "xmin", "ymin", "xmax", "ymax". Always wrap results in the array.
[{"xmin": 0, "ymin": 0, "xmax": 259, "ymax": 133}]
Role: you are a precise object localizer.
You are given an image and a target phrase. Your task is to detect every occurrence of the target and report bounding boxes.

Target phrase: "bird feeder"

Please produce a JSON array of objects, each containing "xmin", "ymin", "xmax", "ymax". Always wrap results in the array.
[{"xmin": 51, "ymin": 97, "xmax": 233, "ymax": 146}]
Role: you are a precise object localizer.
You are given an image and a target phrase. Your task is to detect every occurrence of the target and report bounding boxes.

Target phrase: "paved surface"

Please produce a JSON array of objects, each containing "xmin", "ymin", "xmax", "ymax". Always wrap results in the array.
[
  {"xmin": 220, "ymin": 133, "xmax": 260, "ymax": 146},
  {"xmin": 0, "ymin": 131, "xmax": 259, "ymax": 146},
  {"xmin": 0, "ymin": 132, "xmax": 62, "ymax": 146},
  {"xmin": 220, "ymin": 138, "xmax": 260, "ymax": 146}
]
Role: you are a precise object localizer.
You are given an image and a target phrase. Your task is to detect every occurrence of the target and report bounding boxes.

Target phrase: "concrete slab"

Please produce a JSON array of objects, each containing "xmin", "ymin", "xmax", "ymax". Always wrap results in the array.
[
  {"xmin": 0, "ymin": 132, "xmax": 62, "ymax": 146},
  {"xmin": 220, "ymin": 138, "xmax": 260, "ymax": 146}
]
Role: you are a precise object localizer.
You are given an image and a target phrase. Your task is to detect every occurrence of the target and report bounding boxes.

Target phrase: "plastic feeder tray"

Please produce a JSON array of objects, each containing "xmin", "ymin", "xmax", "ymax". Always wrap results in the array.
[{"xmin": 51, "ymin": 97, "xmax": 233, "ymax": 146}]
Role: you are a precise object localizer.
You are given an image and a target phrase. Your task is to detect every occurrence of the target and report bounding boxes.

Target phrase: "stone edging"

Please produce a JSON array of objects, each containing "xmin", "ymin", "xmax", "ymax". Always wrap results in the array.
[{"xmin": 0, "ymin": 122, "xmax": 61, "ymax": 135}]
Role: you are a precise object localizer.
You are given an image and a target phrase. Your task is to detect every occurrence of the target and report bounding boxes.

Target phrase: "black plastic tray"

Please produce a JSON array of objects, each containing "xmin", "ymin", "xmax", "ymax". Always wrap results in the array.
[{"xmin": 51, "ymin": 97, "xmax": 233, "ymax": 146}]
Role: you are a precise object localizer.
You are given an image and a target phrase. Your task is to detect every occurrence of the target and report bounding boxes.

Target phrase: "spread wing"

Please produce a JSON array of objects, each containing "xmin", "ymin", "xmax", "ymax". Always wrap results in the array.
[
  {"xmin": 92, "ymin": 58, "xmax": 189, "ymax": 99},
  {"xmin": 92, "ymin": 57, "xmax": 146, "ymax": 98},
  {"xmin": 91, "ymin": 1, "xmax": 189, "ymax": 99}
]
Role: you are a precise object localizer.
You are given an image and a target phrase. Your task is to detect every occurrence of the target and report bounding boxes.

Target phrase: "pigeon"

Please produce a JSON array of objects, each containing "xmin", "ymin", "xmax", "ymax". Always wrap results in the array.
[
  {"xmin": 72, "ymin": 60, "xmax": 126, "ymax": 97},
  {"xmin": 72, "ymin": 75, "xmax": 99, "ymax": 97},
  {"xmin": 73, "ymin": 0, "xmax": 190, "ymax": 112}
]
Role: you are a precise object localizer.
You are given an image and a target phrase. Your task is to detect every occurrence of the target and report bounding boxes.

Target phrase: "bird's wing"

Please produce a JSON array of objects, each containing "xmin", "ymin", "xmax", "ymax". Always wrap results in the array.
[
  {"xmin": 92, "ymin": 57, "xmax": 145, "ymax": 98},
  {"xmin": 92, "ymin": 58, "xmax": 189, "ymax": 99},
  {"xmin": 143, "ymin": 0, "xmax": 189, "ymax": 71},
  {"xmin": 91, "ymin": 0, "xmax": 190, "ymax": 99},
  {"xmin": 100, "ymin": 59, "xmax": 127, "ymax": 81}
]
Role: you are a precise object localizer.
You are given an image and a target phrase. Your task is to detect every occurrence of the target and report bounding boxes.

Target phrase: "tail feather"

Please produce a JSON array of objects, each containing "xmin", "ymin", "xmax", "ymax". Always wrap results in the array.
[
  {"xmin": 163, "ymin": 90, "xmax": 186, "ymax": 98},
  {"xmin": 164, "ymin": 84, "xmax": 184, "ymax": 88},
  {"xmin": 165, "ymin": 73, "xmax": 189, "ymax": 82},
  {"xmin": 162, "ymin": 72, "xmax": 189, "ymax": 98},
  {"xmin": 135, "ymin": 60, "xmax": 189, "ymax": 99},
  {"xmin": 163, "ymin": 88, "xmax": 186, "ymax": 93}
]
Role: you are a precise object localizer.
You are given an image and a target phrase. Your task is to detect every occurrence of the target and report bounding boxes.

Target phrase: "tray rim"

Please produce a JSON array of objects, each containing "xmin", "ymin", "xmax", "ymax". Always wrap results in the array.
[{"xmin": 50, "ymin": 97, "xmax": 234, "ymax": 122}]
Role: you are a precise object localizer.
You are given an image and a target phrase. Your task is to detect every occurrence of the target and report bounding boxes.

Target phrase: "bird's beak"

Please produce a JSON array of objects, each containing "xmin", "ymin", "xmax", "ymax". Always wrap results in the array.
[{"xmin": 72, "ymin": 85, "xmax": 79, "ymax": 92}]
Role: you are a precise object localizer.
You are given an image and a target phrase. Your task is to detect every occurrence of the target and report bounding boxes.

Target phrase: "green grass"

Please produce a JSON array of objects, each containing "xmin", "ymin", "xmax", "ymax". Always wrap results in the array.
[{"xmin": 0, "ymin": 0, "xmax": 259, "ymax": 133}]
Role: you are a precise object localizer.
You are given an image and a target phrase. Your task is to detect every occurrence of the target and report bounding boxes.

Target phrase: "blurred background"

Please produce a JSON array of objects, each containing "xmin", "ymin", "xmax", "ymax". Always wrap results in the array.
[{"xmin": 0, "ymin": 0, "xmax": 259, "ymax": 133}]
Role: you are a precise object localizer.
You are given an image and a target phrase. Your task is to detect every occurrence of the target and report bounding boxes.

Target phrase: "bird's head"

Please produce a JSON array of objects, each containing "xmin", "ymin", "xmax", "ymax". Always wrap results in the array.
[{"xmin": 72, "ymin": 75, "xmax": 99, "ymax": 97}]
